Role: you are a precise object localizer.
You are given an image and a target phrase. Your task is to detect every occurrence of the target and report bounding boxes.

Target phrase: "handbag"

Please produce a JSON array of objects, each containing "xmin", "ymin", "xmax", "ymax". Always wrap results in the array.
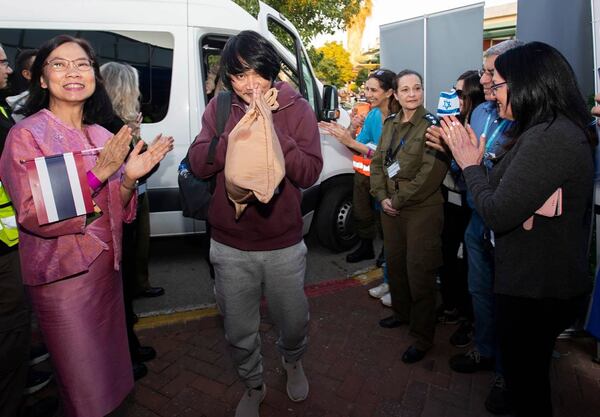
[
  {"xmin": 178, "ymin": 91, "xmax": 231, "ymax": 220},
  {"xmin": 522, "ymin": 187, "xmax": 562, "ymax": 231}
]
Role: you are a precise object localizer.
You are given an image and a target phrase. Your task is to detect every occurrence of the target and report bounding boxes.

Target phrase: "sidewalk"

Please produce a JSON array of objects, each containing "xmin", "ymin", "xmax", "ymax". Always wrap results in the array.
[{"xmin": 124, "ymin": 274, "xmax": 600, "ymax": 417}]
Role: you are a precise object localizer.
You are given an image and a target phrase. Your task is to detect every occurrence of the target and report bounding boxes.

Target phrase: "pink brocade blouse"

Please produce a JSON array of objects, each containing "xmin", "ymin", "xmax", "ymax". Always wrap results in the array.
[{"xmin": 0, "ymin": 109, "xmax": 136, "ymax": 286}]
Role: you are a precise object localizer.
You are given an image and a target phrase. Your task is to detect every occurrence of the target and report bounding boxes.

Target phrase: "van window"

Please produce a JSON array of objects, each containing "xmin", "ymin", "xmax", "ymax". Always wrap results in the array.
[
  {"xmin": 199, "ymin": 34, "xmax": 300, "ymax": 99},
  {"xmin": 0, "ymin": 29, "xmax": 173, "ymax": 123},
  {"xmin": 265, "ymin": 19, "xmax": 318, "ymax": 112},
  {"xmin": 299, "ymin": 50, "xmax": 317, "ymax": 112},
  {"xmin": 279, "ymin": 61, "xmax": 300, "ymax": 91},
  {"xmin": 200, "ymin": 35, "xmax": 229, "ymax": 102},
  {"xmin": 198, "ymin": 32, "xmax": 319, "ymax": 115}
]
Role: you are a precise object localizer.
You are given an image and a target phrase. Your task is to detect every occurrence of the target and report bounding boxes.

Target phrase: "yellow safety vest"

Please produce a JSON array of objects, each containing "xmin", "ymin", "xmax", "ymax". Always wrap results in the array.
[{"xmin": 0, "ymin": 182, "xmax": 18, "ymax": 247}]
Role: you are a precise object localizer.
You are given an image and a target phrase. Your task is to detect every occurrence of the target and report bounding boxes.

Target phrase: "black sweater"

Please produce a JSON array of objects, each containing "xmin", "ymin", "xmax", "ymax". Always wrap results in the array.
[{"xmin": 463, "ymin": 115, "xmax": 594, "ymax": 299}]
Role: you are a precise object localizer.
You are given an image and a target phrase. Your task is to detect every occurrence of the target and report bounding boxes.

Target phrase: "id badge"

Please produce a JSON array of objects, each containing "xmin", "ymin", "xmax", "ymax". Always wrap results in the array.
[{"xmin": 387, "ymin": 161, "xmax": 400, "ymax": 178}]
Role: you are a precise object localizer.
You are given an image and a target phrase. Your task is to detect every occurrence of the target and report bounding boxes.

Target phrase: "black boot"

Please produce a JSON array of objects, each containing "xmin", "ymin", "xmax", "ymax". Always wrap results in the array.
[
  {"xmin": 346, "ymin": 239, "xmax": 375, "ymax": 263},
  {"xmin": 133, "ymin": 362, "xmax": 148, "ymax": 380}
]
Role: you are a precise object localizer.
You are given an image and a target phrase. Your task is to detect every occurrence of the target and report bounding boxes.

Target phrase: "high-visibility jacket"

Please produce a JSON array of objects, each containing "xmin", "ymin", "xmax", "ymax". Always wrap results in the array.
[
  {"xmin": 0, "ymin": 182, "xmax": 18, "ymax": 247},
  {"xmin": 352, "ymin": 154, "xmax": 371, "ymax": 176}
]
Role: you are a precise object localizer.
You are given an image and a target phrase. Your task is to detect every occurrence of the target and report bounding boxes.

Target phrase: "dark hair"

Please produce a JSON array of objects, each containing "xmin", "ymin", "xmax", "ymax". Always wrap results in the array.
[
  {"xmin": 495, "ymin": 41, "xmax": 596, "ymax": 145},
  {"xmin": 369, "ymin": 68, "xmax": 400, "ymax": 114},
  {"xmin": 456, "ymin": 70, "xmax": 484, "ymax": 124},
  {"xmin": 394, "ymin": 69, "xmax": 423, "ymax": 90},
  {"xmin": 10, "ymin": 49, "xmax": 37, "ymax": 94},
  {"xmin": 219, "ymin": 30, "xmax": 281, "ymax": 92},
  {"xmin": 22, "ymin": 35, "xmax": 113, "ymax": 124}
]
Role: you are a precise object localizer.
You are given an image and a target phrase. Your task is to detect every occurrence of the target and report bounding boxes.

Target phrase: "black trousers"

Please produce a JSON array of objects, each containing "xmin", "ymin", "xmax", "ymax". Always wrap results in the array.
[
  {"xmin": 439, "ymin": 195, "xmax": 472, "ymax": 319},
  {"xmin": 0, "ymin": 249, "xmax": 30, "ymax": 417},
  {"xmin": 496, "ymin": 293, "xmax": 585, "ymax": 417},
  {"xmin": 122, "ymin": 218, "xmax": 141, "ymax": 360}
]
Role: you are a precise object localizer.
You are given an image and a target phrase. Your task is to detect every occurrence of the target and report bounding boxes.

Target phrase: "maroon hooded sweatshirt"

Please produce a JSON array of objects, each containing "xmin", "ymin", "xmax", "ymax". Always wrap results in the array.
[{"xmin": 188, "ymin": 82, "xmax": 323, "ymax": 251}]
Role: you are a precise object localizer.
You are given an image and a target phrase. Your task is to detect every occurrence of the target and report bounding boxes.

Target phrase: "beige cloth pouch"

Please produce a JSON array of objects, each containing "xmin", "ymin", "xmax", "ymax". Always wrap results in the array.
[{"xmin": 225, "ymin": 88, "xmax": 285, "ymax": 219}]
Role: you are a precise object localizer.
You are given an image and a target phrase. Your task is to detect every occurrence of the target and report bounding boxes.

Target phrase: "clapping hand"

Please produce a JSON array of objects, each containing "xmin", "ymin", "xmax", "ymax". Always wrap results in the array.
[
  {"xmin": 92, "ymin": 125, "xmax": 132, "ymax": 181},
  {"xmin": 439, "ymin": 116, "xmax": 485, "ymax": 169},
  {"xmin": 124, "ymin": 134, "xmax": 174, "ymax": 181},
  {"xmin": 350, "ymin": 113, "xmax": 366, "ymax": 132},
  {"xmin": 318, "ymin": 121, "xmax": 353, "ymax": 146},
  {"xmin": 425, "ymin": 125, "xmax": 449, "ymax": 153},
  {"xmin": 128, "ymin": 112, "xmax": 143, "ymax": 142}
]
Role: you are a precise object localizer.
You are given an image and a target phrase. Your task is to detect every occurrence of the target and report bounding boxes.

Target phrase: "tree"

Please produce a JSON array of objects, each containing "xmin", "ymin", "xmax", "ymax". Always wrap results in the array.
[
  {"xmin": 311, "ymin": 42, "xmax": 354, "ymax": 88},
  {"xmin": 232, "ymin": 0, "xmax": 363, "ymax": 43},
  {"xmin": 355, "ymin": 68, "xmax": 369, "ymax": 88}
]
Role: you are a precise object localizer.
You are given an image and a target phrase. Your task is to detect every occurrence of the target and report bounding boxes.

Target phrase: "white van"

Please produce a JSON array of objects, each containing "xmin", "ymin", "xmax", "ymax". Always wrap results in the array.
[{"xmin": 1, "ymin": 0, "xmax": 358, "ymax": 251}]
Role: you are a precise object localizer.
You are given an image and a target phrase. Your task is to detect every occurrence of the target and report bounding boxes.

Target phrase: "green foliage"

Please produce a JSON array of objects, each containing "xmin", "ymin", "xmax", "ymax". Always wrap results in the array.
[
  {"xmin": 232, "ymin": 0, "xmax": 363, "ymax": 43},
  {"xmin": 311, "ymin": 42, "xmax": 353, "ymax": 88},
  {"xmin": 355, "ymin": 68, "xmax": 369, "ymax": 88},
  {"xmin": 233, "ymin": 0, "xmax": 260, "ymax": 17}
]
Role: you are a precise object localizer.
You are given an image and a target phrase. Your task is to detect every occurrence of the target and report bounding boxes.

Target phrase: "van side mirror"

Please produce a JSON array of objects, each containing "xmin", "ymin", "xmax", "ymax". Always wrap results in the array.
[{"xmin": 321, "ymin": 85, "xmax": 340, "ymax": 121}]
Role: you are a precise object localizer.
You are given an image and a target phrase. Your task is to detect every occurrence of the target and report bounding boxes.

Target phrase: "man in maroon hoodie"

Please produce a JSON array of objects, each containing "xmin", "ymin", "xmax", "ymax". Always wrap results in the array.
[{"xmin": 188, "ymin": 31, "xmax": 323, "ymax": 417}]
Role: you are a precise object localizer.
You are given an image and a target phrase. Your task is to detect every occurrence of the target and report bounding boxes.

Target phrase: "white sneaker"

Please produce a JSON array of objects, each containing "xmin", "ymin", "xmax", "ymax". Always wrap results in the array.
[
  {"xmin": 281, "ymin": 357, "xmax": 309, "ymax": 402},
  {"xmin": 368, "ymin": 282, "xmax": 389, "ymax": 299},
  {"xmin": 380, "ymin": 292, "xmax": 392, "ymax": 307},
  {"xmin": 235, "ymin": 384, "xmax": 266, "ymax": 417}
]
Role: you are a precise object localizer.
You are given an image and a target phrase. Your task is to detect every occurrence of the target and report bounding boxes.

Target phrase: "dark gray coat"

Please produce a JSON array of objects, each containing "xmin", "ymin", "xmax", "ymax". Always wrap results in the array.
[{"xmin": 463, "ymin": 115, "xmax": 594, "ymax": 299}]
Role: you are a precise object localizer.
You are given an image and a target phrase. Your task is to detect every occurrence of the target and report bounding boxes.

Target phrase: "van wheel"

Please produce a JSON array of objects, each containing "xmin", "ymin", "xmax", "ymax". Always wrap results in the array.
[{"xmin": 315, "ymin": 183, "xmax": 358, "ymax": 252}]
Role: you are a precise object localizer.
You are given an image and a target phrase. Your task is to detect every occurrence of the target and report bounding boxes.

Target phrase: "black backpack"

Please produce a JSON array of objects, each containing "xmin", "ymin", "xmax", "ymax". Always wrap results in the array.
[{"xmin": 178, "ymin": 91, "xmax": 232, "ymax": 220}]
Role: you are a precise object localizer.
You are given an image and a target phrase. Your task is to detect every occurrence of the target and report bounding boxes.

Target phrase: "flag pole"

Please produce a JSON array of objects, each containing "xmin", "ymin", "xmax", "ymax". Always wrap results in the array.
[{"xmin": 19, "ymin": 147, "xmax": 104, "ymax": 164}]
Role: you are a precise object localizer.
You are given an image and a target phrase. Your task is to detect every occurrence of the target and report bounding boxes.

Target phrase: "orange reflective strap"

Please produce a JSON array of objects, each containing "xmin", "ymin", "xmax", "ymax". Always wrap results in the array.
[{"xmin": 352, "ymin": 154, "xmax": 371, "ymax": 176}]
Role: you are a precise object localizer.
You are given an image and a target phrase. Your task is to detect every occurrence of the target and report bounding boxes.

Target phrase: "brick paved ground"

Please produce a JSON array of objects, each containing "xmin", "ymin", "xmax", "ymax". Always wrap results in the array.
[{"xmin": 118, "ymin": 280, "xmax": 600, "ymax": 417}]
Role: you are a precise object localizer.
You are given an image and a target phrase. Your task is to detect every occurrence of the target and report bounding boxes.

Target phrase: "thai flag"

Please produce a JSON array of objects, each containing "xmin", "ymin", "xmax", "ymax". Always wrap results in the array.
[{"xmin": 25, "ymin": 152, "xmax": 94, "ymax": 225}]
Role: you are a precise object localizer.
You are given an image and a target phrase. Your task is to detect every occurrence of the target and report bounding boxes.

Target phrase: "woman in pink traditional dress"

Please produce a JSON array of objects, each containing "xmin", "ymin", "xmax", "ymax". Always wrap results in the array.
[{"xmin": 0, "ymin": 35, "xmax": 173, "ymax": 417}]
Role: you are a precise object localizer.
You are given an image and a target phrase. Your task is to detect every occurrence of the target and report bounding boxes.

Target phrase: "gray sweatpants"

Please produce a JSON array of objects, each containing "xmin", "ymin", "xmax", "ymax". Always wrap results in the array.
[{"xmin": 210, "ymin": 239, "xmax": 309, "ymax": 388}]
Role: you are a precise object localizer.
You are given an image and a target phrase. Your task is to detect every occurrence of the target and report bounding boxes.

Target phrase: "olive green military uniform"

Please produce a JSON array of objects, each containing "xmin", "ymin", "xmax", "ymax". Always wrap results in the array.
[
  {"xmin": 370, "ymin": 106, "xmax": 449, "ymax": 351},
  {"xmin": 352, "ymin": 172, "xmax": 378, "ymax": 239}
]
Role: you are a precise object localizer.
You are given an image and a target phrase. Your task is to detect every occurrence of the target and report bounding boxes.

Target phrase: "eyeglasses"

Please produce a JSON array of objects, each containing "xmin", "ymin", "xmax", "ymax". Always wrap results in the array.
[
  {"xmin": 478, "ymin": 67, "xmax": 494, "ymax": 78},
  {"xmin": 43, "ymin": 58, "xmax": 93, "ymax": 73},
  {"xmin": 0, "ymin": 59, "xmax": 10, "ymax": 69},
  {"xmin": 454, "ymin": 89, "xmax": 464, "ymax": 99},
  {"xmin": 490, "ymin": 81, "xmax": 507, "ymax": 96}
]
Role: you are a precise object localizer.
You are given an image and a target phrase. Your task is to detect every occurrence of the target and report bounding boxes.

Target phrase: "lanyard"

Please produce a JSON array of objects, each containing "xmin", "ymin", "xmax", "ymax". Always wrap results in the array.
[
  {"xmin": 388, "ymin": 136, "xmax": 405, "ymax": 159},
  {"xmin": 384, "ymin": 112, "xmax": 419, "ymax": 165},
  {"xmin": 482, "ymin": 113, "xmax": 509, "ymax": 154},
  {"xmin": 385, "ymin": 125, "xmax": 407, "ymax": 165}
]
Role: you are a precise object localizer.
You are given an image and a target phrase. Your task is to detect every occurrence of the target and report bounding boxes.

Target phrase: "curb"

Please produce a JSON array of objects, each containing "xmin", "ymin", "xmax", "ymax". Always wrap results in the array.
[{"xmin": 135, "ymin": 266, "xmax": 383, "ymax": 331}]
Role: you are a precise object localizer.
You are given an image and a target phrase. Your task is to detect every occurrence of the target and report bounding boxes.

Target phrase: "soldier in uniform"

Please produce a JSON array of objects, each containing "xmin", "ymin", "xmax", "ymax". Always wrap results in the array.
[{"xmin": 370, "ymin": 69, "xmax": 449, "ymax": 363}]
